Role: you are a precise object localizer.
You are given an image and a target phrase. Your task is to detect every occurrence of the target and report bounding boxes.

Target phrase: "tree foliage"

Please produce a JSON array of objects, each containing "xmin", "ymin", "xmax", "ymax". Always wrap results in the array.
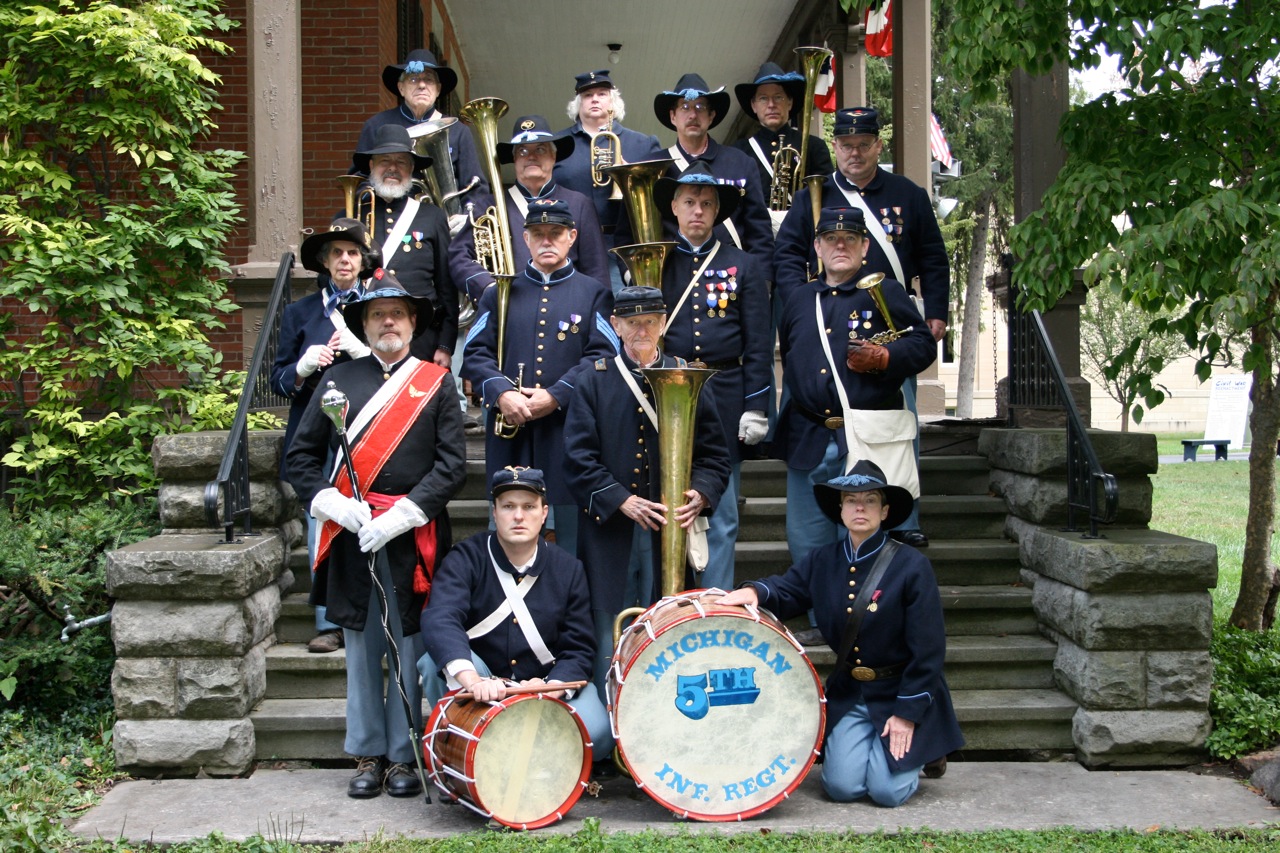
[
  {"xmin": 0, "ymin": 0, "xmax": 245, "ymax": 508},
  {"xmin": 947, "ymin": 0, "xmax": 1280, "ymax": 629}
]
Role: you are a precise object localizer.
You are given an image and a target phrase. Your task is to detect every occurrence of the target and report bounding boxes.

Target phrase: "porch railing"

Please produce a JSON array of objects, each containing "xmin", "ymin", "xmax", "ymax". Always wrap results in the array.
[
  {"xmin": 1007, "ymin": 302, "xmax": 1119, "ymax": 538},
  {"xmin": 203, "ymin": 252, "xmax": 295, "ymax": 542}
]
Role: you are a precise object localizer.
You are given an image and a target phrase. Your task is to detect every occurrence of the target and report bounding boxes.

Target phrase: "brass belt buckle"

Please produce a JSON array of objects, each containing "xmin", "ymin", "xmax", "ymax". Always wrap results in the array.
[
  {"xmin": 851, "ymin": 666, "xmax": 876, "ymax": 681},
  {"xmin": 824, "ymin": 416, "xmax": 844, "ymax": 429}
]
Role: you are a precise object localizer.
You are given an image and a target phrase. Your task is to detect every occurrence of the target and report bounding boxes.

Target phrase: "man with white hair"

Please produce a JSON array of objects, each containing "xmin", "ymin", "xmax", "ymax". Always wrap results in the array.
[{"xmin": 554, "ymin": 69, "xmax": 662, "ymax": 292}]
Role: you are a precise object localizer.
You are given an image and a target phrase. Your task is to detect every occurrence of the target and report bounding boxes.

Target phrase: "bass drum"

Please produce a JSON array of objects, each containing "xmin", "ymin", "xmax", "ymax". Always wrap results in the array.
[
  {"xmin": 423, "ymin": 691, "xmax": 591, "ymax": 830},
  {"xmin": 607, "ymin": 589, "xmax": 825, "ymax": 821}
]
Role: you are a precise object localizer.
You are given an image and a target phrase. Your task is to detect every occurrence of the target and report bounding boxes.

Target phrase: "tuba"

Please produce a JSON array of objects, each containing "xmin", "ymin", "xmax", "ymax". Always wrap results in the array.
[
  {"xmin": 856, "ymin": 272, "xmax": 913, "ymax": 343},
  {"xmin": 409, "ymin": 116, "xmax": 480, "ymax": 216},
  {"xmin": 590, "ymin": 110, "xmax": 624, "ymax": 201},
  {"xmin": 459, "ymin": 96, "xmax": 520, "ymax": 438}
]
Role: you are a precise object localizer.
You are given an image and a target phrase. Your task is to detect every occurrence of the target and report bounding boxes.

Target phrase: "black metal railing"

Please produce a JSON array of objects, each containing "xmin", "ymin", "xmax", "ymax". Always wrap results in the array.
[
  {"xmin": 1008, "ymin": 305, "xmax": 1119, "ymax": 538},
  {"xmin": 204, "ymin": 252, "xmax": 295, "ymax": 542}
]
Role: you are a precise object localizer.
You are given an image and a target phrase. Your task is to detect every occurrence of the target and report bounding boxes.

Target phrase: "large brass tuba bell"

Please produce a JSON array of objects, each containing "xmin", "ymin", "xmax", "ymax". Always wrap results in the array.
[
  {"xmin": 603, "ymin": 158, "xmax": 675, "ymax": 245},
  {"xmin": 408, "ymin": 116, "xmax": 480, "ymax": 217}
]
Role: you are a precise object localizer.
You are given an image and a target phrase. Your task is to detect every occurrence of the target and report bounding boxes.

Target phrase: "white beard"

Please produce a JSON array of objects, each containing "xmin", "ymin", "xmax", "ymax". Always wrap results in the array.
[
  {"xmin": 373, "ymin": 334, "xmax": 407, "ymax": 354},
  {"xmin": 372, "ymin": 176, "xmax": 411, "ymax": 202}
]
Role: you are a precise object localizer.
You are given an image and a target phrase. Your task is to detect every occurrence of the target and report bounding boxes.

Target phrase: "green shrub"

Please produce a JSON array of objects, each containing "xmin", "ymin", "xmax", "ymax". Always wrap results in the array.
[
  {"xmin": 1206, "ymin": 622, "xmax": 1280, "ymax": 759},
  {"xmin": 0, "ymin": 499, "xmax": 158, "ymax": 712}
]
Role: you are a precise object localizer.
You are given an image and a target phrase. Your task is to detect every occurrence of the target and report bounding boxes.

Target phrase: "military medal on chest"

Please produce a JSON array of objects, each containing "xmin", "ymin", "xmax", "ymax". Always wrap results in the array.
[{"xmin": 557, "ymin": 321, "xmax": 569, "ymax": 341}]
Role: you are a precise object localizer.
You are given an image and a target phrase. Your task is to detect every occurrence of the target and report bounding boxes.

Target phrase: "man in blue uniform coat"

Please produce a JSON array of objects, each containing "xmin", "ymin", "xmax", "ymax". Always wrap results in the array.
[
  {"xmin": 417, "ymin": 467, "xmax": 613, "ymax": 763},
  {"xmin": 461, "ymin": 199, "xmax": 614, "ymax": 557},
  {"xmin": 653, "ymin": 162, "xmax": 772, "ymax": 592},
  {"xmin": 777, "ymin": 208, "xmax": 936, "ymax": 563},
  {"xmin": 354, "ymin": 49, "xmax": 486, "ymax": 214},
  {"xmin": 286, "ymin": 281, "xmax": 467, "ymax": 799},
  {"xmin": 554, "ymin": 69, "xmax": 663, "ymax": 291},
  {"xmin": 774, "ymin": 107, "xmax": 950, "ymax": 546},
  {"xmin": 563, "ymin": 286, "xmax": 731, "ymax": 688},
  {"xmin": 449, "ymin": 115, "xmax": 610, "ymax": 308},
  {"xmin": 615, "ymin": 74, "xmax": 774, "ymax": 282},
  {"xmin": 350, "ymin": 125, "xmax": 457, "ymax": 368},
  {"xmin": 731, "ymin": 60, "xmax": 834, "ymax": 234},
  {"xmin": 720, "ymin": 460, "xmax": 962, "ymax": 806}
]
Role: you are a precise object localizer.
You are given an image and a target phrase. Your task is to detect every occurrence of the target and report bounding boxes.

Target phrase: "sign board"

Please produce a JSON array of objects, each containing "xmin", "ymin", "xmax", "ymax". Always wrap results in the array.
[{"xmin": 1203, "ymin": 375, "xmax": 1252, "ymax": 447}]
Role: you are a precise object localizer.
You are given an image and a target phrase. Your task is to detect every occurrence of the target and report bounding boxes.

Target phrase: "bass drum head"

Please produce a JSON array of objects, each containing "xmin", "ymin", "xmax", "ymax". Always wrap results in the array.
[
  {"xmin": 471, "ymin": 695, "xmax": 588, "ymax": 829},
  {"xmin": 612, "ymin": 607, "xmax": 824, "ymax": 820}
]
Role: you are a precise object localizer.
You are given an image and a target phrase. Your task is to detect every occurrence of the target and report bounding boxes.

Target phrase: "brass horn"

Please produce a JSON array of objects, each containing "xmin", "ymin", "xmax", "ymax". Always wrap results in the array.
[
  {"xmin": 641, "ymin": 366, "xmax": 717, "ymax": 599},
  {"xmin": 603, "ymin": 158, "xmax": 675, "ymax": 245},
  {"xmin": 793, "ymin": 46, "xmax": 833, "ymax": 188},
  {"xmin": 408, "ymin": 116, "xmax": 480, "ymax": 216},
  {"xmin": 459, "ymin": 96, "xmax": 520, "ymax": 437},
  {"xmin": 590, "ymin": 110, "xmax": 624, "ymax": 201},
  {"xmin": 337, "ymin": 174, "xmax": 375, "ymax": 239},
  {"xmin": 855, "ymin": 272, "xmax": 912, "ymax": 343}
]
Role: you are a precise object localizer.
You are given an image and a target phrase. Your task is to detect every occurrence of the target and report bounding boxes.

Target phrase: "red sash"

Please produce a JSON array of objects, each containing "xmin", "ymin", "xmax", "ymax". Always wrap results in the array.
[{"xmin": 314, "ymin": 359, "xmax": 447, "ymax": 596}]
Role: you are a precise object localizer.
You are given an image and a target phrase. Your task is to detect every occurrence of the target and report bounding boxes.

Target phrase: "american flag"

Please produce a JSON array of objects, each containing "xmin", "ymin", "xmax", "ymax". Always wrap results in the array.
[{"xmin": 929, "ymin": 113, "xmax": 953, "ymax": 169}]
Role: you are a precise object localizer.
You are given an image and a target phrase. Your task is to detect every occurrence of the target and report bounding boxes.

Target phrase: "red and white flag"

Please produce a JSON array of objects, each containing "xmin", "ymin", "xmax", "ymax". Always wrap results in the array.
[
  {"xmin": 813, "ymin": 56, "xmax": 837, "ymax": 113},
  {"xmin": 929, "ymin": 112, "xmax": 953, "ymax": 169},
  {"xmin": 865, "ymin": 1, "xmax": 893, "ymax": 58}
]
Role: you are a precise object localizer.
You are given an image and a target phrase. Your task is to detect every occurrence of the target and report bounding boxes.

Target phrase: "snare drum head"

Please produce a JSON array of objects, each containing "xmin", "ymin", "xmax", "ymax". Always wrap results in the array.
[
  {"xmin": 612, "ymin": 606, "xmax": 824, "ymax": 820},
  {"xmin": 472, "ymin": 696, "xmax": 587, "ymax": 827}
]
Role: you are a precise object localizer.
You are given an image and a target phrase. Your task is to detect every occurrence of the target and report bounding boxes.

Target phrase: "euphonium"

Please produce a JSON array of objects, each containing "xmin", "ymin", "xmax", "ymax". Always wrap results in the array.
[
  {"xmin": 603, "ymin": 158, "xmax": 674, "ymax": 245},
  {"xmin": 793, "ymin": 46, "xmax": 833, "ymax": 189},
  {"xmin": 855, "ymin": 272, "xmax": 912, "ymax": 343},
  {"xmin": 337, "ymin": 174, "xmax": 376, "ymax": 238},
  {"xmin": 460, "ymin": 96, "xmax": 519, "ymax": 436},
  {"xmin": 590, "ymin": 110, "xmax": 624, "ymax": 201}
]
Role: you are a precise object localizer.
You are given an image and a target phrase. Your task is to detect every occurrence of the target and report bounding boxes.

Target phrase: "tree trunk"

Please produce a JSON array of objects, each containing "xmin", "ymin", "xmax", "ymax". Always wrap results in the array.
[
  {"xmin": 955, "ymin": 193, "xmax": 993, "ymax": 419},
  {"xmin": 1229, "ymin": 317, "xmax": 1280, "ymax": 631}
]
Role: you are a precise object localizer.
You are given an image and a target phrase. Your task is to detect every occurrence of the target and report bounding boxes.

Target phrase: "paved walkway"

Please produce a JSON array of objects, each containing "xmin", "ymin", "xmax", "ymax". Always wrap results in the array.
[{"xmin": 72, "ymin": 763, "xmax": 1277, "ymax": 844}]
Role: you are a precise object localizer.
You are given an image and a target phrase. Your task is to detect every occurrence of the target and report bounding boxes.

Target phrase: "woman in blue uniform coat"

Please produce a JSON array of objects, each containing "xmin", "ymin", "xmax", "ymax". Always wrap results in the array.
[{"xmin": 720, "ymin": 460, "xmax": 962, "ymax": 806}]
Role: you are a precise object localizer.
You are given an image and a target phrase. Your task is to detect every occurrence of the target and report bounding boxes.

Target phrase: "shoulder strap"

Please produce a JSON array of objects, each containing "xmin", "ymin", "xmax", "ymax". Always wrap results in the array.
[
  {"xmin": 748, "ymin": 136, "xmax": 774, "ymax": 177},
  {"xmin": 667, "ymin": 144, "xmax": 691, "ymax": 172},
  {"xmin": 834, "ymin": 539, "xmax": 900, "ymax": 670},
  {"xmin": 833, "ymin": 177, "xmax": 906, "ymax": 284},
  {"xmin": 661, "ymin": 243, "xmax": 720, "ymax": 338},
  {"xmin": 380, "ymin": 196, "xmax": 422, "ymax": 262}
]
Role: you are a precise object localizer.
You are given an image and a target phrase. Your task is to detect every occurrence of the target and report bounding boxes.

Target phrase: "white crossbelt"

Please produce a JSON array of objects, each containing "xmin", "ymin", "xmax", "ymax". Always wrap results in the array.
[
  {"xmin": 833, "ymin": 174, "xmax": 906, "ymax": 285},
  {"xmin": 465, "ymin": 536, "xmax": 555, "ymax": 667},
  {"xmin": 379, "ymin": 196, "xmax": 422, "ymax": 263},
  {"xmin": 661, "ymin": 243, "xmax": 720, "ymax": 339}
]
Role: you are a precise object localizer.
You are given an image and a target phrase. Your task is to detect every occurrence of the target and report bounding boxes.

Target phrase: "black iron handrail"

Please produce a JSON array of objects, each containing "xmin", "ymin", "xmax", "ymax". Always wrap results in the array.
[
  {"xmin": 1008, "ymin": 305, "xmax": 1119, "ymax": 538},
  {"xmin": 204, "ymin": 252, "xmax": 295, "ymax": 542}
]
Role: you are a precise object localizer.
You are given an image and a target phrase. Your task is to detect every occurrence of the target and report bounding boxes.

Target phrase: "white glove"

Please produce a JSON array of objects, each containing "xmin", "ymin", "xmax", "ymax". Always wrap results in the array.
[
  {"xmin": 335, "ymin": 325, "xmax": 371, "ymax": 360},
  {"xmin": 310, "ymin": 488, "xmax": 371, "ymax": 533},
  {"xmin": 738, "ymin": 410, "xmax": 769, "ymax": 446},
  {"xmin": 447, "ymin": 213, "xmax": 468, "ymax": 238},
  {"xmin": 358, "ymin": 498, "xmax": 428, "ymax": 553},
  {"xmin": 297, "ymin": 344, "xmax": 330, "ymax": 379}
]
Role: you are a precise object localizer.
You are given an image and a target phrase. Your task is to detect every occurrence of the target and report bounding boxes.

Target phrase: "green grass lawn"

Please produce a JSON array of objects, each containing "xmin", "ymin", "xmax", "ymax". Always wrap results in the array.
[{"xmin": 1149, "ymin": 455, "xmax": 1278, "ymax": 618}]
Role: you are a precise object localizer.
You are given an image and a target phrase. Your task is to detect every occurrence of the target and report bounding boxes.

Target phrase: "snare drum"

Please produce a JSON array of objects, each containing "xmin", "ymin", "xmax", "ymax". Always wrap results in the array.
[
  {"xmin": 423, "ymin": 691, "xmax": 591, "ymax": 830},
  {"xmin": 607, "ymin": 589, "xmax": 826, "ymax": 821}
]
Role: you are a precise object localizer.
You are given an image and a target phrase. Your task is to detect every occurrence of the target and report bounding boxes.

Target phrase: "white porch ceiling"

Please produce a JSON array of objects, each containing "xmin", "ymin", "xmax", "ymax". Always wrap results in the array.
[{"xmin": 446, "ymin": 0, "xmax": 805, "ymax": 142}]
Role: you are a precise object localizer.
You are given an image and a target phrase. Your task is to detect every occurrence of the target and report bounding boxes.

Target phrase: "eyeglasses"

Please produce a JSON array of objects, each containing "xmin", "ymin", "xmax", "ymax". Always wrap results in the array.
[
  {"xmin": 400, "ymin": 73, "xmax": 437, "ymax": 87},
  {"xmin": 753, "ymin": 94, "xmax": 791, "ymax": 105},
  {"xmin": 837, "ymin": 140, "xmax": 878, "ymax": 154},
  {"xmin": 677, "ymin": 102, "xmax": 710, "ymax": 114},
  {"xmin": 515, "ymin": 145, "xmax": 552, "ymax": 159}
]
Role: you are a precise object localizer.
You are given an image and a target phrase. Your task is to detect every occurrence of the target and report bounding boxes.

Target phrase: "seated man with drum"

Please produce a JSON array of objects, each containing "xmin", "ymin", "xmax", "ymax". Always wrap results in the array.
[
  {"xmin": 720, "ymin": 460, "xmax": 962, "ymax": 807},
  {"xmin": 417, "ymin": 467, "xmax": 613, "ymax": 763}
]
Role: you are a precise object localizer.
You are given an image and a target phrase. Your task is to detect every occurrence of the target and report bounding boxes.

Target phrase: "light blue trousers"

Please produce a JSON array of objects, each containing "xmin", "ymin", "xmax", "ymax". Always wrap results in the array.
[
  {"xmin": 342, "ymin": 584, "xmax": 422, "ymax": 764},
  {"xmin": 699, "ymin": 463, "xmax": 740, "ymax": 592},
  {"xmin": 822, "ymin": 701, "xmax": 922, "ymax": 807}
]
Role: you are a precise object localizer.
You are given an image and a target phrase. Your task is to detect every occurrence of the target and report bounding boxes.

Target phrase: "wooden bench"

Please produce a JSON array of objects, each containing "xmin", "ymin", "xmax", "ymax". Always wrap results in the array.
[{"xmin": 1182, "ymin": 439, "xmax": 1229, "ymax": 462}]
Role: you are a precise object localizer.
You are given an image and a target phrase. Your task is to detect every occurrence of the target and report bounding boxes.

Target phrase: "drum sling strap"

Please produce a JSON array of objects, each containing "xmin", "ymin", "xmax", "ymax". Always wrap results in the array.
[
  {"xmin": 833, "ymin": 539, "xmax": 900, "ymax": 671},
  {"xmin": 467, "ymin": 536, "xmax": 556, "ymax": 667}
]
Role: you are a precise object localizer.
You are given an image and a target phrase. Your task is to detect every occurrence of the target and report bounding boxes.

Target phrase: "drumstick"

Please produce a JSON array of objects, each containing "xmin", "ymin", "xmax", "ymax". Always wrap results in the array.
[{"xmin": 457, "ymin": 680, "xmax": 588, "ymax": 699}]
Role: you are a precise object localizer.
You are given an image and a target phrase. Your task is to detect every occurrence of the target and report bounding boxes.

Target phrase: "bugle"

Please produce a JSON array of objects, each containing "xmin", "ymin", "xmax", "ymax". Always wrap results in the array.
[
  {"xmin": 855, "ymin": 272, "xmax": 912, "ymax": 343},
  {"xmin": 793, "ymin": 46, "xmax": 833, "ymax": 188}
]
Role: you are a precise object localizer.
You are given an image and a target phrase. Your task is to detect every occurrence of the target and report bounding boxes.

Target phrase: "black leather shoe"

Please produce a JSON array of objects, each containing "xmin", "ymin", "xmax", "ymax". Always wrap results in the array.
[
  {"xmin": 892, "ymin": 530, "xmax": 929, "ymax": 548},
  {"xmin": 923, "ymin": 756, "xmax": 947, "ymax": 778},
  {"xmin": 348, "ymin": 756, "xmax": 385, "ymax": 798},
  {"xmin": 384, "ymin": 762, "xmax": 422, "ymax": 797}
]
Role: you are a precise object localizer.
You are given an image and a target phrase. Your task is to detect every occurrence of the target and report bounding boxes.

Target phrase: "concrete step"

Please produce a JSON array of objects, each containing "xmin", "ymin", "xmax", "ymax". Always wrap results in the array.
[
  {"xmin": 919, "ymin": 454, "xmax": 994, "ymax": 496},
  {"xmin": 736, "ymin": 495, "xmax": 1007, "ymax": 542},
  {"xmin": 277, "ymin": 593, "xmax": 322, "ymax": 644},
  {"xmin": 264, "ymin": 643, "xmax": 349, "ymax": 699},
  {"xmin": 251, "ymin": 687, "xmax": 1077, "ymax": 761},
  {"xmin": 950, "ymin": 688, "xmax": 1078, "ymax": 751}
]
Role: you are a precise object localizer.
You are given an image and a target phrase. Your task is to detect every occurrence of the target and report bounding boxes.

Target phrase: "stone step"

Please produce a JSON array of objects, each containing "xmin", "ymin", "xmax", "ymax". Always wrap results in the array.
[
  {"xmin": 949, "ymin": 688, "xmax": 1078, "ymax": 751},
  {"xmin": 264, "ymin": 642, "xmax": 349, "ymax": 699},
  {"xmin": 736, "ymin": 495, "xmax": 1007, "ymax": 542},
  {"xmin": 937, "ymin": 584, "xmax": 1038, "ymax": 636},
  {"xmin": 918, "ymin": 454, "xmax": 994, "ymax": 496},
  {"xmin": 251, "ymin": 685, "xmax": 1077, "ymax": 761},
  {"xmin": 732, "ymin": 540, "xmax": 1022, "ymax": 588}
]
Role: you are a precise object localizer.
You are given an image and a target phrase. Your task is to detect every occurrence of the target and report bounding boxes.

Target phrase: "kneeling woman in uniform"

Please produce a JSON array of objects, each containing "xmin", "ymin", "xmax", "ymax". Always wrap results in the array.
[{"xmin": 719, "ymin": 459, "xmax": 962, "ymax": 806}]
